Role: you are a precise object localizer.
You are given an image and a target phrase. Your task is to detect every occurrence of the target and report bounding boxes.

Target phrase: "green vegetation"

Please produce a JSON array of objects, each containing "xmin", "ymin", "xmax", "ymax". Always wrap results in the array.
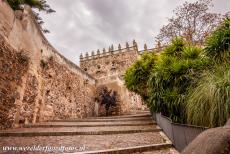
[
  {"xmin": 124, "ymin": 19, "xmax": 230, "ymax": 127},
  {"xmin": 186, "ymin": 19, "xmax": 230, "ymax": 127},
  {"xmin": 6, "ymin": 0, "xmax": 55, "ymax": 33},
  {"xmin": 124, "ymin": 52, "xmax": 157, "ymax": 101},
  {"xmin": 7, "ymin": 0, "xmax": 53, "ymax": 12},
  {"xmin": 148, "ymin": 38, "xmax": 208, "ymax": 123},
  {"xmin": 187, "ymin": 67, "xmax": 230, "ymax": 127},
  {"xmin": 205, "ymin": 19, "xmax": 230, "ymax": 64}
]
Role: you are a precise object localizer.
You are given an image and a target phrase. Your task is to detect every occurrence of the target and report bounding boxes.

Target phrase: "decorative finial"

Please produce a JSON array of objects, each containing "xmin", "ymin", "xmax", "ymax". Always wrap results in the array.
[
  {"xmin": 80, "ymin": 53, "xmax": 83, "ymax": 60},
  {"xmin": 133, "ymin": 39, "xmax": 137, "ymax": 47},
  {"xmin": 91, "ymin": 51, "xmax": 95, "ymax": 56},
  {"xmin": 108, "ymin": 46, "xmax": 111, "ymax": 52},
  {"xmin": 118, "ymin": 44, "xmax": 121, "ymax": 50},
  {"xmin": 144, "ymin": 44, "xmax": 147, "ymax": 51},
  {"xmin": 126, "ymin": 42, "xmax": 129, "ymax": 48},
  {"xmin": 111, "ymin": 44, "xmax": 114, "ymax": 51},
  {"xmin": 103, "ymin": 48, "xmax": 106, "ymax": 54},
  {"xmin": 86, "ymin": 52, "xmax": 89, "ymax": 59},
  {"xmin": 133, "ymin": 39, "xmax": 138, "ymax": 50},
  {"xmin": 97, "ymin": 49, "xmax": 100, "ymax": 55}
]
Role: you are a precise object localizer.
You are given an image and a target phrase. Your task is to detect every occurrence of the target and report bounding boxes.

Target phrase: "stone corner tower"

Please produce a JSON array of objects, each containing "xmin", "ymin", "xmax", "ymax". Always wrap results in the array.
[{"xmin": 79, "ymin": 40, "xmax": 148, "ymax": 114}]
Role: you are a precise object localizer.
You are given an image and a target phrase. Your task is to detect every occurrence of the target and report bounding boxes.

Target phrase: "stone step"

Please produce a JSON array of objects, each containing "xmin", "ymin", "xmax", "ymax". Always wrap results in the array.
[
  {"xmin": 49, "ymin": 117, "xmax": 153, "ymax": 122},
  {"xmin": 0, "ymin": 132, "xmax": 169, "ymax": 153},
  {"xmin": 0, "ymin": 128, "xmax": 162, "ymax": 137},
  {"xmin": 24, "ymin": 123, "xmax": 155, "ymax": 128},
  {"xmin": 132, "ymin": 148, "xmax": 179, "ymax": 154},
  {"xmin": 24, "ymin": 121, "xmax": 156, "ymax": 128},
  {"xmin": 1, "ymin": 125, "xmax": 157, "ymax": 133},
  {"xmin": 81, "ymin": 143, "xmax": 172, "ymax": 154},
  {"xmin": 88, "ymin": 114, "xmax": 151, "ymax": 119}
]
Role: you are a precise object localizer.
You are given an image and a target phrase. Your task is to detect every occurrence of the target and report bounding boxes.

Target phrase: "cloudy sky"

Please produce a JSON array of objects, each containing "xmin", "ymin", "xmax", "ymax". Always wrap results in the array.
[{"xmin": 40, "ymin": 0, "xmax": 230, "ymax": 65}]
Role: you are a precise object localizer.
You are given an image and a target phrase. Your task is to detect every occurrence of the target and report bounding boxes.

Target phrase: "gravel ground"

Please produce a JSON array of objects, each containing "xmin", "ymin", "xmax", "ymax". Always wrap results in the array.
[{"xmin": 0, "ymin": 132, "xmax": 165, "ymax": 153}]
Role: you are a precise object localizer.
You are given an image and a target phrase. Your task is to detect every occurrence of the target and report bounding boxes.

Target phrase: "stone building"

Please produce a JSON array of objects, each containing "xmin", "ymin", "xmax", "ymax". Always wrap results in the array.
[{"xmin": 80, "ymin": 41, "xmax": 150, "ymax": 115}]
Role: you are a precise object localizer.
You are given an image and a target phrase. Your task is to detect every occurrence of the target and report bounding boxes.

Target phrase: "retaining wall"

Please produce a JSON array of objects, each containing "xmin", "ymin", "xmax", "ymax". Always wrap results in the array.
[{"xmin": 0, "ymin": 1, "xmax": 96, "ymax": 129}]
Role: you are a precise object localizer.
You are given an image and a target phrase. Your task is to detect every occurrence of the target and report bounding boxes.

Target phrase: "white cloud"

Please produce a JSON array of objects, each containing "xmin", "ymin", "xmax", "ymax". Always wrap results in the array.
[{"xmin": 40, "ymin": 0, "xmax": 230, "ymax": 65}]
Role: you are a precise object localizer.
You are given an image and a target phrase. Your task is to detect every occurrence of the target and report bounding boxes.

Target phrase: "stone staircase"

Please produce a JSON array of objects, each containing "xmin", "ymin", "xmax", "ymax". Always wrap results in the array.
[{"xmin": 0, "ymin": 112, "xmax": 178, "ymax": 154}]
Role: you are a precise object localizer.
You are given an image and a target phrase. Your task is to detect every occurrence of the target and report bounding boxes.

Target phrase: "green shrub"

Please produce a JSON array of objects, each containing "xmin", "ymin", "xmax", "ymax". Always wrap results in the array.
[
  {"xmin": 205, "ymin": 19, "xmax": 230, "ymax": 64},
  {"xmin": 7, "ymin": 0, "xmax": 53, "ymax": 12},
  {"xmin": 187, "ymin": 19, "xmax": 230, "ymax": 127},
  {"xmin": 187, "ymin": 67, "xmax": 230, "ymax": 127},
  {"xmin": 147, "ymin": 38, "xmax": 207, "ymax": 123},
  {"xmin": 125, "ymin": 19, "xmax": 230, "ymax": 126},
  {"xmin": 124, "ymin": 52, "xmax": 157, "ymax": 100}
]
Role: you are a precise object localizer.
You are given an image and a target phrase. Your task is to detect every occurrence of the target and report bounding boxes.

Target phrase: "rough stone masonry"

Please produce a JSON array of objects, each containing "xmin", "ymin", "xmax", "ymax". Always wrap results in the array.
[
  {"xmin": 80, "ymin": 42, "xmax": 145, "ymax": 115},
  {"xmin": 0, "ymin": 1, "xmax": 149, "ymax": 130},
  {"xmin": 0, "ymin": 2, "xmax": 96, "ymax": 129}
]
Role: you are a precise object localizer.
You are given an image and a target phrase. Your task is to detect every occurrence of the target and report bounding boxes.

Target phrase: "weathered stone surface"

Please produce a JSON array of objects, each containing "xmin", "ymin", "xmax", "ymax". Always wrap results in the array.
[
  {"xmin": 0, "ymin": 113, "xmax": 175, "ymax": 153},
  {"xmin": 0, "ymin": 1, "xmax": 146, "ymax": 130},
  {"xmin": 0, "ymin": 2, "xmax": 96, "ymax": 129},
  {"xmin": 40, "ymin": 57, "xmax": 95, "ymax": 121},
  {"xmin": 80, "ymin": 45, "xmax": 146, "ymax": 115},
  {"xmin": 0, "ymin": 37, "xmax": 29, "ymax": 129}
]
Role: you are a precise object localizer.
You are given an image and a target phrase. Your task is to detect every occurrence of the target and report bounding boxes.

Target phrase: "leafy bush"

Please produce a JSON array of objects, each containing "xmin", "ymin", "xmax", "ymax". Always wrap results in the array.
[
  {"xmin": 6, "ymin": 0, "xmax": 55, "ymax": 33},
  {"xmin": 187, "ymin": 19, "xmax": 230, "ymax": 127},
  {"xmin": 148, "ymin": 38, "xmax": 207, "ymax": 123},
  {"xmin": 7, "ymin": 0, "xmax": 54, "ymax": 12},
  {"xmin": 124, "ymin": 52, "xmax": 157, "ymax": 100},
  {"xmin": 205, "ymin": 19, "xmax": 230, "ymax": 64},
  {"xmin": 124, "ymin": 20, "xmax": 230, "ymax": 127}
]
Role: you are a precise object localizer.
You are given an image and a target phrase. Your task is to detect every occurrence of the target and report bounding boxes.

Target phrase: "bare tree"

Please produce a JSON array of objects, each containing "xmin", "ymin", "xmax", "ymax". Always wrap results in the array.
[{"xmin": 156, "ymin": 0, "xmax": 229, "ymax": 45}]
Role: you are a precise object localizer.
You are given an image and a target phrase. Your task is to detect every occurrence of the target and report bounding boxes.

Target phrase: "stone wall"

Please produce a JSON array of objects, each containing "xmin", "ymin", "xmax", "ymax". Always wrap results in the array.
[
  {"xmin": 0, "ymin": 2, "xmax": 96, "ymax": 129},
  {"xmin": 0, "ymin": 37, "xmax": 29, "ymax": 129},
  {"xmin": 80, "ymin": 43, "xmax": 146, "ymax": 115},
  {"xmin": 80, "ymin": 44, "xmax": 139, "ymax": 82},
  {"xmin": 40, "ymin": 57, "xmax": 95, "ymax": 121}
]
